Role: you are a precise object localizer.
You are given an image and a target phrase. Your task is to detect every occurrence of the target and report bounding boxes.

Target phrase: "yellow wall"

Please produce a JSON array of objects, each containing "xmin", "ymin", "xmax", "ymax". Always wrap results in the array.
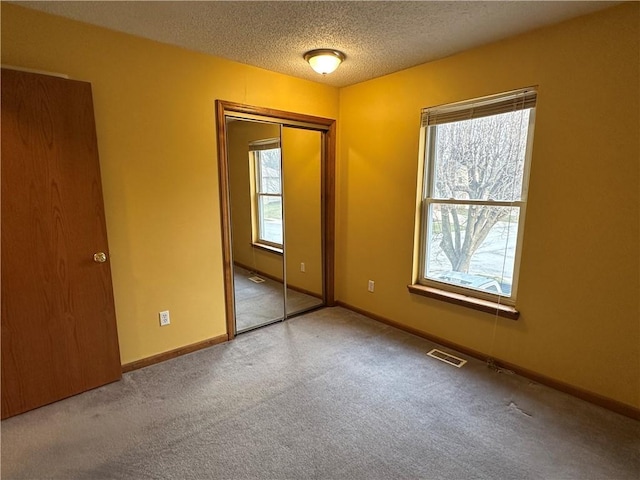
[
  {"xmin": 337, "ymin": 3, "xmax": 639, "ymax": 407},
  {"xmin": 1, "ymin": 4, "xmax": 339, "ymax": 364},
  {"xmin": 282, "ymin": 127, "xmax": 323, "ymax": 296}
]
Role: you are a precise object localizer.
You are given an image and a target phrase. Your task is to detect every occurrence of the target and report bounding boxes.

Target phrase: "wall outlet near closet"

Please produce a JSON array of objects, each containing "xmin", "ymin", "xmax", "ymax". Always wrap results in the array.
[
  {"xmin": 300, "ymin": 262, "xmax": 305, "ymax": 273},
  {"xmin": 368, "ymin": 280, "xmax": 375, "ymax": 293},
  {"xmin": 159, "ymin": 310, "xmax": 171, "ymax": 326}
]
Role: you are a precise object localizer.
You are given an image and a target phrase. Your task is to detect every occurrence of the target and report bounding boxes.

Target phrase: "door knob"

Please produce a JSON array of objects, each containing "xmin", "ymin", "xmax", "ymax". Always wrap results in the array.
[{"xmin": 93, "ymin": 252, "xmax": 107, "ymax": 263}]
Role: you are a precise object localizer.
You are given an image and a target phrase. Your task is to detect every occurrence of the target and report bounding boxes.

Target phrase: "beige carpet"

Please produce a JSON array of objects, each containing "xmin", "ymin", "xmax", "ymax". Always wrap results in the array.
[
  {"xmin": 2, "ymin": 307, "xmax": 638, "ymax": 479},
  {"xmin": 234, "ymin": 265, "xmax": 322, "ymax": 332}
]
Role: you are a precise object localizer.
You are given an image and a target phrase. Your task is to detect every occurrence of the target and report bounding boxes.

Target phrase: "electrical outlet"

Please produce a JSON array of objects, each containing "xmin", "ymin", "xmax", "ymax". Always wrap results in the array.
[
  {"xmin": 368, "ymin": 280, "xmax": 375, "ymax": 293},
  {"xmin": 300, "ymin": 262, "xmax": 306, "ymax": 273},
  {"xmin": 159, "ymin": 310, "xmax": 170, "ymax": 326}
]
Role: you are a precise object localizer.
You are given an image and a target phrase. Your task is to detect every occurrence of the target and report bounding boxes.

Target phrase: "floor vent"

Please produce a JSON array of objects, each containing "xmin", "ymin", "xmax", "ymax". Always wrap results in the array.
[
  {"xmin": 248, "ymin": 275, "xmax": 265, "ymax": 284},
  {"xmin": 427, "ymin": 349, "xmax": 467, "ymax": 368}
]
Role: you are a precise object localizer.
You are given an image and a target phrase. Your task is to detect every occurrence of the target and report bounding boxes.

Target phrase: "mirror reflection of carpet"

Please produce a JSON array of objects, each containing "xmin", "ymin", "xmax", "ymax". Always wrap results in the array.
[{"xmin": 234, "ymin": 266, "xmax": 322, "ymax": 332}]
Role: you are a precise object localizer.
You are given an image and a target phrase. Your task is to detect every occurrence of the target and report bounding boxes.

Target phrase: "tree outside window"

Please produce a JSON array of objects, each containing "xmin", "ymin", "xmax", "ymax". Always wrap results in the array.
[{"xmin": 419, "ymin": 90, "xmax": 536, "ymax": 303}]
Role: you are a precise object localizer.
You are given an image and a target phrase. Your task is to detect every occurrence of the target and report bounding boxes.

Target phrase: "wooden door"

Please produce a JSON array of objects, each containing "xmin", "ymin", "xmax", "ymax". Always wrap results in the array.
[{"xmin": 1, "ymin": 68, "xmax": 122, "ymax": 419}]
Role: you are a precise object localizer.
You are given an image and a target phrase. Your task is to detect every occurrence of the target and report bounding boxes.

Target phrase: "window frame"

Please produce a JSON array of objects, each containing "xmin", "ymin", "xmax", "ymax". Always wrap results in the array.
[
  {"xmin": 249, "ymin": 141, "xmax": 283, "ymax": 252},
  {"xmin": 415, "ymin": 89, "xmax": 537, "ymax": 308}
]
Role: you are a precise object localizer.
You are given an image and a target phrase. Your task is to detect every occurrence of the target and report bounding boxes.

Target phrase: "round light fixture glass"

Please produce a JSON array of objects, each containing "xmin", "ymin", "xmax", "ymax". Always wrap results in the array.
[{"xmin": 304, "ymin": 49, "xmax": 346, "ymax": 75}]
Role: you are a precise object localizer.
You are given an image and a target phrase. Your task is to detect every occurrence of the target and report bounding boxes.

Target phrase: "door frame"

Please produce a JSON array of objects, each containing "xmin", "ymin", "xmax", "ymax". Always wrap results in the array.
[{"xmin": 215, "ymin": 100, "xmax": 336, "ymax": 340}]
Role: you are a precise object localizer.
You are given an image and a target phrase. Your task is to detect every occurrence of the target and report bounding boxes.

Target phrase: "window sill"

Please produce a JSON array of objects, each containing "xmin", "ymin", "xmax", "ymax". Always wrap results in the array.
[
  {"xmin": 251, "ymin": 243, "xmax": 283, "ymax": 255},
  {"xmin": 407, "ymin": 284, "xmax": 519, "ymax": 320}
]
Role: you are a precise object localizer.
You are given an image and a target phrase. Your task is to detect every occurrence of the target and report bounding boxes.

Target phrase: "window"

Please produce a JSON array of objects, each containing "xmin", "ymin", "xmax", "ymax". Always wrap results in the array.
[
  {"xmin": 415, "ymin": 89, "xmax": 536, "ymax": 308},
  {"xmin": 250, "ymin": 139, "xmax": 283, "ymax": 251}
]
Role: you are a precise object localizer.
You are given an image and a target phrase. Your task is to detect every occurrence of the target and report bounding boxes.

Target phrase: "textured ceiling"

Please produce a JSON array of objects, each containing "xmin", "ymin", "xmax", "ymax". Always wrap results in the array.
[{"xmin": 16, "ymin": 1, "xmax": 621, "ymax": 87}]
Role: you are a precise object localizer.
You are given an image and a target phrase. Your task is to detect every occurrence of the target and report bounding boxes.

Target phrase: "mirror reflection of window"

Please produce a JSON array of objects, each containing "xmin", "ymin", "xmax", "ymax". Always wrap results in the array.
[{"xmin": 253, "ymin": 147, "xmax": 283, "ymax": 248}]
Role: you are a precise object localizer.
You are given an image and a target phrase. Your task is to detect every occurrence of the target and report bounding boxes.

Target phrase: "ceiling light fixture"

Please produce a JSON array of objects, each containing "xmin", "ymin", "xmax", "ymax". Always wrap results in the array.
[{"xmin": 304, "ymin": 49, "xmax": 346, "ymax": 75}]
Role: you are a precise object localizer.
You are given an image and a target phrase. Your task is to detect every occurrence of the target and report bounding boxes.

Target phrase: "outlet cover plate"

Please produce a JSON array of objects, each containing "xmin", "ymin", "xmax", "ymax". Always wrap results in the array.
[{"xmin": 159, "ymin": 310, "xmax": 170, "ymax": 326}]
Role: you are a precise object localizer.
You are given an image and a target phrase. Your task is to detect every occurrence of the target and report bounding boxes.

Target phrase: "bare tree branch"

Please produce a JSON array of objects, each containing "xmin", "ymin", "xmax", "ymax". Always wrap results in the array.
[{"xmin": 430, "ymin": 110, "xmax": 529, "ymax": 274}]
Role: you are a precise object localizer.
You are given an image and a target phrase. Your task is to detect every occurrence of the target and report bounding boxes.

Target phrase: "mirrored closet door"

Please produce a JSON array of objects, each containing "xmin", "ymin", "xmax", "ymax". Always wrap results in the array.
[
  {"xmin": 227, "ymin": 119, "xmax": 286, "ymax": 331},
  {"xmin": 281, "ymin": 127, "xmax": 324, "ymax": 317},
  {"xmin": 219, "ymin": 104, "xmax": 334, "ymax": 336}
]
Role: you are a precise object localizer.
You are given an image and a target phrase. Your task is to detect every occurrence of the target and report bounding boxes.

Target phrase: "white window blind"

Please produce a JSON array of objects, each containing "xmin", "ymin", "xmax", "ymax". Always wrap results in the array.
[
  {"xmin": 249, "ymin": 137, "xmax": 280, "ymax": 151},
  {"xmin": 421, "ymin": 88, "xmax": 537, "ymax": 127}
]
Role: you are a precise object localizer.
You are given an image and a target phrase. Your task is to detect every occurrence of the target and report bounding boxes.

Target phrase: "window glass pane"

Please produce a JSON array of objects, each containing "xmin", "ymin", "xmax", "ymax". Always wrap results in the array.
[
  {"xmin": 431, "ymin": 110, "xmax": 530, "ymax": 202},
  {"xmin": 425, "ymin": 203, "xmax": 520, "ymax": 296},
  {"xmin": 258, "ymin": 195, "xmax": 283, "ymax": 245},
  {"xmin": 258, "ymin": 149, "xmax": 281, "ymax": 194}
]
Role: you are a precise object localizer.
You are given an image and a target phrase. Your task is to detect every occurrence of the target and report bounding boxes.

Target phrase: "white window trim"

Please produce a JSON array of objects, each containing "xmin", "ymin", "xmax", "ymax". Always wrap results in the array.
[
  {"xmin": 415, "ymin": 88, "xmax": 537, "ymax": 308},
  {"xmin": 249, "ymin": 140, "xmax": 283, "ymax": 251}
]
